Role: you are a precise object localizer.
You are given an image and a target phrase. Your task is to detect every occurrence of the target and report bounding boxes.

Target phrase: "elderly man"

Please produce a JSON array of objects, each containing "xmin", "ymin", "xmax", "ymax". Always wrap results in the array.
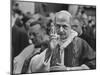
[{"xmin": 49, "ymin": 10, "xmax": 96, "ymax": 71}]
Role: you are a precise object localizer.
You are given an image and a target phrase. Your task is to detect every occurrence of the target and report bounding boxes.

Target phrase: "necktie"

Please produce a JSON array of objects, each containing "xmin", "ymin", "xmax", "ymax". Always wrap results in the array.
[{"xmin": 50, "ymin": 44, "xmax": 61, "ymax": 67}]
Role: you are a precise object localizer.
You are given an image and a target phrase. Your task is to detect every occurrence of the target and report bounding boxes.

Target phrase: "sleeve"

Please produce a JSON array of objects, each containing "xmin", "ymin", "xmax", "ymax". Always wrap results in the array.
[
  {"xmin": 28, "ymin": 49, "xmax": 51, "ymax": 73},
  {"xmin": 13, "ymin": 44, "xmax": 40, "ymax": 74},
  {"xmin": 80, "ymin": 39, "xmax": 96, "ymax": 69}
]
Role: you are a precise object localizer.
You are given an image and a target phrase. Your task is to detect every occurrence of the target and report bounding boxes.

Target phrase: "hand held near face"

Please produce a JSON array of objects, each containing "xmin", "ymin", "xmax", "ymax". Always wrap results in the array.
[{"xmin": 49, "ymin": 23, "xmax": 60, "ymax": 49}]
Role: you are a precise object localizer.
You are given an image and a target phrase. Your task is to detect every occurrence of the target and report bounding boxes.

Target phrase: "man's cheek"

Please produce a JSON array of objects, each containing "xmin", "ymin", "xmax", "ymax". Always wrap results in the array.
[
  {"xmin": 64, "ymin": 30, "xmax": 71, "ymax": 37},
  {"xmin": 37, "ymin": 36, "xmax": 44, "ymax": 44}
]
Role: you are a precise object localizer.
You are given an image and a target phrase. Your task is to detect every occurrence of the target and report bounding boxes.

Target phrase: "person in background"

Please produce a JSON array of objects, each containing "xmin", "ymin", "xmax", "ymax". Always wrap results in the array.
[
  {"xmin": 12, "ymin": 6, "xmax": 29, "ymax": 59},
  {"xmin": 80, "ymin": 16, "xmax": 96, "ymax": 50},
  {"xmin": 13, "ymin": 14, "xmax": 50, "ymax": 74},
  {"xmin": 71, "ymin": 17, "xmax": 83, "ymax": 36}
]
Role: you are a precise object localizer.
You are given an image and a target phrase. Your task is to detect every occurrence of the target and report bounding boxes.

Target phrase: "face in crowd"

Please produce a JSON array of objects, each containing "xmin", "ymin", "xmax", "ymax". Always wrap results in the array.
[
  {"xmin": 54, "ymin": 11, "xmax": 72, "ymax": 40},
  {"xmin": 28, "ymin": 24, "xmax": 47, "ymax": 47},
  {"xmin": 71, "ymin": 17, "xmax": 82, "ymax": 36}
]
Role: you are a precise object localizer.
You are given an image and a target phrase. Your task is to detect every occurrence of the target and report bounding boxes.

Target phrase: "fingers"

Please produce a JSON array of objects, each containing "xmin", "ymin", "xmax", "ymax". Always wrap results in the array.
[
  {"xmin": 49, "ymin": 39, "xmax": 60, "ymax": 50},
  {"xmin": 50, "ymin": 34, "xmax": 59, "ymax": 40}
]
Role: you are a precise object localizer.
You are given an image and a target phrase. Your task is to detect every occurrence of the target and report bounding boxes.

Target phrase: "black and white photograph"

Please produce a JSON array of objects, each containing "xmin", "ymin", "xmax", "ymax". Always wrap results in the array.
[{"xmin": 11, "ymin": 0, "xmax": 96, "ymax": 74}]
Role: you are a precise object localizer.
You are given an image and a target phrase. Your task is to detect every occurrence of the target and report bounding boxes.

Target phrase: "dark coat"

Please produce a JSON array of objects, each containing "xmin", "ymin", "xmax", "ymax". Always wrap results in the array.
[{"xmin": 64, "ymin": 37, "xmax": 96, "ymax": 69}]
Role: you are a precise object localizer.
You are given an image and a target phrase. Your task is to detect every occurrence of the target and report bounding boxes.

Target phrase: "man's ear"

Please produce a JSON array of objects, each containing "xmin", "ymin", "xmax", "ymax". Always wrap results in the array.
[
  {"xmin": 29, "ymin": 39, "xmax": 33, "ymax": 44},
  {"xmin": 27, "ymin": 31, "xmax": 31, "ymax": 39},
  {"xmin": 71, "ymin": 26, "xmax": 82, "ymax": 36}
]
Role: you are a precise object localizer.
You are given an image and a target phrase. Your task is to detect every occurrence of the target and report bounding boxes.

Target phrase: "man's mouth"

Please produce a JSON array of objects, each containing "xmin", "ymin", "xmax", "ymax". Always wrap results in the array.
[{"xmin": 60, "ymin": 35, "xmax": 67, "ymax": 40}]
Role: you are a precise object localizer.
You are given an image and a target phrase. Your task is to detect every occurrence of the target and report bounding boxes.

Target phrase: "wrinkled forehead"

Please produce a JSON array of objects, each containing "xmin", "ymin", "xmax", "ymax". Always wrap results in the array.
[
  {"xmin": 71, "ymin": 18, "xmax": 81, "ymax": 26},
  {"xmin": 29, "ymin": 24, "xmax": 41, "ymax": 33},
  {"xmin": 54, "ymin": 11, "xmax": 72, "ymax": 27},
  {"xmin": 55, "ymin": 18, "xmax": 71, "ymax": 27}
]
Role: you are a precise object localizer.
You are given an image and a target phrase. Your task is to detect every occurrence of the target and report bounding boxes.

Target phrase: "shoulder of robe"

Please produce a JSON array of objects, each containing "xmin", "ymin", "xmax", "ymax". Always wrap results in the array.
[
  {"xmin": 19, "ymin": 44, "xmax": 35, "ymax": 57},
  {"xmin": 23, "ymin": 44, "xmax": 35, "ymax": 50}
]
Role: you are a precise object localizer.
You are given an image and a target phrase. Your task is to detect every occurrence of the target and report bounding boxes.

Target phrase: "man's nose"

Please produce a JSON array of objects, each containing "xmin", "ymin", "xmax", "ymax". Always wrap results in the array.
[{"xmin": 60, "ymin": 26, "xmax": 64, "ymax": 32}]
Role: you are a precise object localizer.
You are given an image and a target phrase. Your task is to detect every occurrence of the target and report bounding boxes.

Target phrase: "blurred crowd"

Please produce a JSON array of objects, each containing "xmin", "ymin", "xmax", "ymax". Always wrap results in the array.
[{"xmin": 76, "ymin": 6, "xmax": 96, "ymax": 50}]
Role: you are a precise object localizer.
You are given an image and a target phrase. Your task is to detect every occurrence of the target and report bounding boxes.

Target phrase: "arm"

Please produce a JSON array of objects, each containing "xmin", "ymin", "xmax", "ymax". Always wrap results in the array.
[
  {"xmin": 13, "ymin": 44, "xmax": 41, "ymax": 74},
  {"xmin": 28, "ymin": 48, "xmax": 52, "ymax": 73}
]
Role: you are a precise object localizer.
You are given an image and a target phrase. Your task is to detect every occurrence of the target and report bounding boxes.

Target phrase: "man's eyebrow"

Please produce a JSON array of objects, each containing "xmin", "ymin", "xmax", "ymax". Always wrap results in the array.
[
  {"xmin": 29, "ymin": 32, "xmax": 36, "ymax": 36},
  {"xmin": 64, "ymin": 24, "xmax": 69, "ymax": 26},
  {"xmin": 30, "ymin": 21, "xmax": 41, "ymax": 27},
  {"xmin": 71, "ymin": 24, "xmax": 78, "ymax": 27},
  {"xmin": 56, "ymin": 24, "xmax": 60, "ymax": 25}
]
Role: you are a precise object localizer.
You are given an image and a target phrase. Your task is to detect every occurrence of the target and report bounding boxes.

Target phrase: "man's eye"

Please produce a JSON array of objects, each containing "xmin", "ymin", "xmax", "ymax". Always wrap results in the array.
[
  {"xmin": 62, "ymin": 25, "xmax": 68, "ymax": 29},
  {"xmin": 29, "ymin": 33, "xmax": 36, "ymax": 37},
  {"xmin": 72, "ymin": 25, "xmax": 78, "ymax": 28},
  {"xmin": 55, "ymin": 26, "xmax": 59, "ymax": 29},
  {"xmin": 56, "ymin": 24, "xmax": 60, "ymax": 28},
  {"xmin": 29, "ymin": 33, "xmax": 32, "ymax": 36}
]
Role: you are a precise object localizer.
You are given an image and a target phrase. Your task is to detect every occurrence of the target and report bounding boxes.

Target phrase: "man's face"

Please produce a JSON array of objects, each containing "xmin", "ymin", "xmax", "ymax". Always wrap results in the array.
[
  {"xmin": 71, "ymin": 19, "xmax": 82, "ymax": 36},
  {"xmin": 28, "ymin": 24, "xmax": 45, "ymax": 46},
  {"xmin": 55, "ymin": 15, "xmax": 71, "ymax": 40}
]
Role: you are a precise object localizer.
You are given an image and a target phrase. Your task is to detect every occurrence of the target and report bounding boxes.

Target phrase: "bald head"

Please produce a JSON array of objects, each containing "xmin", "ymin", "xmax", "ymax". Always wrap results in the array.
[{"xmin": 54, "ymin": 10, "xmax": 72, "ymax": 27}]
